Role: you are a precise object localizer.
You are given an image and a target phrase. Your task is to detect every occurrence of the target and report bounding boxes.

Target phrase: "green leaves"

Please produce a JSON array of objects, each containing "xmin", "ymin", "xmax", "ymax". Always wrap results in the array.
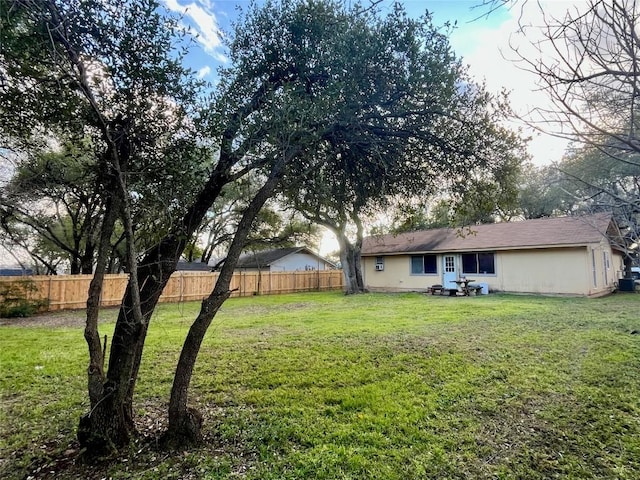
[{"xmin": 0, "ymin": 0, "xmax": 209, "ymax": 271}]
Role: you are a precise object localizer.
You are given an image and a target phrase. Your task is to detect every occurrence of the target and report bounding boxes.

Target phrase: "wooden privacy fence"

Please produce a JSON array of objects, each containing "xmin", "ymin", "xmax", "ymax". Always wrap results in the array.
[{"xmin": 0, "ymin": 270, "xmax": 344, "ymax": 312}]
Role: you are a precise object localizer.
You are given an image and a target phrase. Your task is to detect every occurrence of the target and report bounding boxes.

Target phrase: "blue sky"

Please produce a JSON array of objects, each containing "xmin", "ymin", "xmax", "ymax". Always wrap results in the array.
[
  {"xmin": 162, "ymin": 0, "xmax": 582, "ymax": 166},
  {"xmin": 164, "ymin": 1, "xmax": 511, "ymax": 81}
]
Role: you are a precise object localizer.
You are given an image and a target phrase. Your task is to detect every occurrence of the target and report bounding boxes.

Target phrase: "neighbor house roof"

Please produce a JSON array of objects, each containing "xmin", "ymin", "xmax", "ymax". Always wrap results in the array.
[
  {"xmin": 0, "ymin": 268, "xmax": 33, "ymax": 276},
  {"xmin": 235, "ymin": 247, "xmax": 336, "ymax": 269},
  {"xmin": 176, "ymin": 259, "xmax": 212, "ymax": 271},
  {"xmin": 362, "ymin": 213, "xmax": 617, "ymax": 256}
]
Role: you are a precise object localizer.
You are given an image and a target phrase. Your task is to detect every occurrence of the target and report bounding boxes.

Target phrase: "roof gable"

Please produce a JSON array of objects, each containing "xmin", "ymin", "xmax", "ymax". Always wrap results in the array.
[
  {"xmin": 362, "ymin": 214, "xmax": 616, "ymax": 255},
  {"xmin": 235, "ymin": 247, "xmax": 335, "ymax": 269}
]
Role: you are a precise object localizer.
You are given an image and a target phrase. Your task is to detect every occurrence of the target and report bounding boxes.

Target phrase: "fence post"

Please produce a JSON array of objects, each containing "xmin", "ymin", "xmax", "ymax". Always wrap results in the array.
[{"xmin": 48, "ymin": 276, "xmax": 53, "ymax": 310}]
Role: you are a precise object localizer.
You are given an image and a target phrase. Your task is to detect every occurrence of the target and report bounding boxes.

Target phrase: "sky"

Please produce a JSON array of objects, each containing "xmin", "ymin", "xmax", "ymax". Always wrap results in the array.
[{"xmin": 162, "ymin": 0, "xmax": 586, "ymax": 167}]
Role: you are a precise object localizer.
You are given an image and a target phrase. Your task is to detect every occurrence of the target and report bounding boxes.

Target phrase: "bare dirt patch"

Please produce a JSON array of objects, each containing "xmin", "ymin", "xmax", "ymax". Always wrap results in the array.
[{"xmin": 0, "ymin": 308, "xmax": 117, "ymax": 328}]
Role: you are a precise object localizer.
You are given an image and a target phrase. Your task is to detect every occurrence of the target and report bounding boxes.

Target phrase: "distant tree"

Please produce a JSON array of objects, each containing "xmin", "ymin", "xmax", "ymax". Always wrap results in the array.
[
  {"xmin": 382, "ymin": 154, "xmax": 522, "ymax": 235},
  {"xmin": 381, "ymin": 199, "xmax": 434, "ymax": 234},
  {"xmin": 555, "ymin": 146, "xmax": 640, "ymax": 269},
  {"xmin": 0, "ymin": 142, "xmax": 103, "ymax": 274},
  {"xmin": 514, "ymin": 162, "xmax": 576, "ymax": 220},
  {"xmin": 194, "ymin": 180, "xmax": 320, "ymax": 267},
  {"xmin": 0, "ymin": 217, "xmax": 62, "ymax": 274}
]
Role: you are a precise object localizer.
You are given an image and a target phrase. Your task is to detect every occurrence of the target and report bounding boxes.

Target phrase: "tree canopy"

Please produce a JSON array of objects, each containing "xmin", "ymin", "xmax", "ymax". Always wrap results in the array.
[{"xmin": 273, "ymin": 3, "xmax": 525, "ymax": 292}]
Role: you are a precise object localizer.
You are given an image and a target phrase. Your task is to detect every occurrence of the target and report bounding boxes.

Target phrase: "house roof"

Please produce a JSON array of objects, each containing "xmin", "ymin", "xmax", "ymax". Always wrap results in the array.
[
  {"xmin": 176, "ymin": 260, "xmax": 212, "ymax": 271},
  {"xmin": 0, "ymin": 268, "xmax": 33, "ymax": 276},
  {"xmin": 235, "ymin": 247, "xmax": 335, "ymax": 269},
  {"xmin": 362, "ymin": 213, "xmax": 617, "ymax": 256}
]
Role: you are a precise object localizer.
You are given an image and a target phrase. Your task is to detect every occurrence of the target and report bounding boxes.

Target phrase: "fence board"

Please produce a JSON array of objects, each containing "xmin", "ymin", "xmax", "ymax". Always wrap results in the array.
[{"xmin": 0, "ymin": 270, "xmax": 343, "ymax": 312}]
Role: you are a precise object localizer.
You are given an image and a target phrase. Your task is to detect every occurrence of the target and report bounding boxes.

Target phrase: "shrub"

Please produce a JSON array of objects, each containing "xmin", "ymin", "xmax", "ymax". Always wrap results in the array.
[{"xmin": 0, "ymin": 279, "xmax": 48, "ymax": 318}]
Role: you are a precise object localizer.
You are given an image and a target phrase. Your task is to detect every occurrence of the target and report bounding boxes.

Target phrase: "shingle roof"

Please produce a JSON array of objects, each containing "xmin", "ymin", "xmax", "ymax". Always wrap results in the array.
[
  {"xmin": 235, "ymin": 247, "xmax": 335, "ymax": 269},
  {"xmin": 176, "ymin": 260, "xmax": 212, "ymax": 271},
  {"xmin": 362, "ymin": 213, "xmax": 616, "ymax": 256},
  {"xmin": 235, "ymin": 247, "xmax": 303, "ymax": 268}
]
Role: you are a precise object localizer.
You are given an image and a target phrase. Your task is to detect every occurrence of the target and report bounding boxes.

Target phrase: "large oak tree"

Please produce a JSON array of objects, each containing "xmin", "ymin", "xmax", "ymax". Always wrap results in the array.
[{"xmin": 280, "ymin": 4, "xmax": 526, "ymax": 293}]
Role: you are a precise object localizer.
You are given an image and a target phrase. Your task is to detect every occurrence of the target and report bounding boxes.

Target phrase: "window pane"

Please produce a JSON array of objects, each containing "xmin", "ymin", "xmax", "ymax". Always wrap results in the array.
[
  {"xmin": 445, "ymin": 256, "xmax": 455, "ymax": 272},
  {"xmin": 411, "ymin": 256, "xmax": 423, "ymax": 274},
  {"xmin": 478, "ymin": 253, "xmax": 495, "ymax": 274},
  {"xmin": 462, "ymin": 254, "xmax": 477, "ymax": 274},
  {"xmin": 424, "ymin": 255, "xmax": 437, "ymax": 274}
]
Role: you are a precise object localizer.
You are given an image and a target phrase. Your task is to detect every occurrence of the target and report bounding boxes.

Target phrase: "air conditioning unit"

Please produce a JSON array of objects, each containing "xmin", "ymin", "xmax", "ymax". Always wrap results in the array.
[{"xmin": 375, "ymin": 264, "xmax": 384, "ymax": 271}]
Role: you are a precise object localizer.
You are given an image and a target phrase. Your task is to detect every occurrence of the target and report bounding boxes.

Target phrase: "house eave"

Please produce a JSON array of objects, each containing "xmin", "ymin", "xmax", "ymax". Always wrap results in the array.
[{"xmin": 362, "ymin": 243, "xmax": 597, "ymax": 256}]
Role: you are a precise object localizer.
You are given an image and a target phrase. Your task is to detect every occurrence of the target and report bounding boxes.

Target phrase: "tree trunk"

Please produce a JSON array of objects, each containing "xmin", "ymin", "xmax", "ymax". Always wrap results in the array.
[
  {"xmin": 200, "ymin": 242, "xmax": 214, "ymax": 264},
  {"xmin": 77, "ymin": 164, "xmax": 233, "ymax": 453},
  {"xmin": 75, "ymin": 48, "xmax": 290, "ymax": 453},
  {"xmin": 624, "ymin": 255, "xmax": 633, "ymax": 278},
  {"xmin": 79, "ymin": 139, "xmax": 127, "ymax": 455},
  {"xmin": 336, "ymin": 229, "xmax": 366, "ymax": 295},
  {"xmin": 164, "ymin": 157, "xmax": 288, "ymax": 445},
  {"xmin": 81, "ymin": 243, "xmax": 95, "ymax": 274},
  {"xmin": 338, "ymin": 239, "xmax": 365, "ymax": 294},
  {"xmin": 70, "ymin": 258, "xmax": 81, "ymax": 275}
]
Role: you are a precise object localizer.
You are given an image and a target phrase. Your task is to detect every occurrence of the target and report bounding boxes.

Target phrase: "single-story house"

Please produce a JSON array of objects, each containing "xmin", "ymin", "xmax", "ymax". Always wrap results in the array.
[
  {"xmin": 361, "ymin": 213, "xmax": 625, "ymax": 297},
  {"xmin": 234, "ymin": 247, "xmax": 336, "ymax": 272}
]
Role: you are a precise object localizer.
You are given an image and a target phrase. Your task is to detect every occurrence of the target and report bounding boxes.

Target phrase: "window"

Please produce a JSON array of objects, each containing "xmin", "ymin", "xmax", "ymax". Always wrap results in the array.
[
  {"xmin": 478, "ymin": 253, "xmax": 495, "ymax": 274},
  {"xmin": 411, "ymin": 255, "xmax": 438, "ymax": 274},
  {"xmin": 375, "ymin": 256, "xmax": 384, "ymax": 271},
  {"xmin": 444, "ymin": 256, "xmax": 455, "ymax": 273},
  {"xmin": 461, "ymin": 252, "xmax": 495, "ymax": 275},
  {"xmin": 603, "ymin": 251, "xmax": 610, "ymax": 285}
]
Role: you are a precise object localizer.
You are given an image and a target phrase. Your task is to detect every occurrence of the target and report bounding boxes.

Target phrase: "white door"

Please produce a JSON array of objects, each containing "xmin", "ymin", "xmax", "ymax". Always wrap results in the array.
[{"xmin": 443, "ymin": 255, "xmax": 457, "ymax": 289}]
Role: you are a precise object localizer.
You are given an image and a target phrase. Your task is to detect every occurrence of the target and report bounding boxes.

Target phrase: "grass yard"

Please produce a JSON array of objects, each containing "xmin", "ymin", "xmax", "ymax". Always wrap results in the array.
[{"xmin": 1, "ymin": 291, "xmax": 640, "ymax": 479}]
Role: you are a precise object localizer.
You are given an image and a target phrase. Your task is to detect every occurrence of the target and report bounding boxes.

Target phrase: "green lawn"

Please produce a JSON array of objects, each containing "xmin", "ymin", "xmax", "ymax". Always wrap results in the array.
[{"xmin": 1, "ymin": 292, "xmax": 640, "ymax": 479}]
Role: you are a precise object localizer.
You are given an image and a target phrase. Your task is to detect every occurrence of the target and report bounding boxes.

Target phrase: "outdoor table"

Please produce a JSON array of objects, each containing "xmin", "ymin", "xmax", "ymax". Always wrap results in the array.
[{"xmin": 454, "ymin": 278, "xmax": 476, "ymax": 296}]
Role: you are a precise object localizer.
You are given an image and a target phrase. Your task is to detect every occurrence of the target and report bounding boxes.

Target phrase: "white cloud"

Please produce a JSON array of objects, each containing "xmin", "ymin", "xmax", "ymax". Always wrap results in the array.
[
  {"xmin": 197, "ymin": 65, "xmax": 211, "ymax": 78},
  {"xmin": 164, "ymin": 0, "xmax": 227, "ymax": 61},
  {"xmin": 451, "ymin": 1, "xmax": 589, "ymax": 165}
]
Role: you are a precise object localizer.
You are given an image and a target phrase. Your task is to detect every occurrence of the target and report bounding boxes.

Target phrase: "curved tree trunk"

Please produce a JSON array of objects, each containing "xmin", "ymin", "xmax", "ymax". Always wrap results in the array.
[
  {"xmin": 78, "ymin": 138, "xmax": 129, "ymax": 454},
  {"xmin": 83, "ymin": 191, "xmax": 119, "ymax": 415},
  {"xmin": 73, "ymin": 29, "xmax": 292, "ymax": 453},
  {"xmin": 164, "ymin": 157, "xmax": 289, "ymax": 445},
  {"xmin": 77, "ymin": 162, "xmax": 234, "ymax": 453},
  {"xmin": 87, "ymin": 84, "xmax": 290, "ymax": 451}
]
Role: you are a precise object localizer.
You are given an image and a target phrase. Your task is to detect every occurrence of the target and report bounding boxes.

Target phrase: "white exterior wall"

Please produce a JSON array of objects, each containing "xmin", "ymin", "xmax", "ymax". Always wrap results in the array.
[
  {"xmin": 493, "ymin": 247, "xmax": 588, "ymax": 295},
  {"xmin": 363, "ymin": 243, "xmax": 619, "ymax": 296},
  {"xmin": 612, "ymin": 249, "xmax": 625, "ymax": 279},
  {"xmin": 270, "ymin": 253, "xmax": 332, "ymax": 272},
  {"xmin": 363, "ymin": 255, "xmax": 440, "ymax": 291}
]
